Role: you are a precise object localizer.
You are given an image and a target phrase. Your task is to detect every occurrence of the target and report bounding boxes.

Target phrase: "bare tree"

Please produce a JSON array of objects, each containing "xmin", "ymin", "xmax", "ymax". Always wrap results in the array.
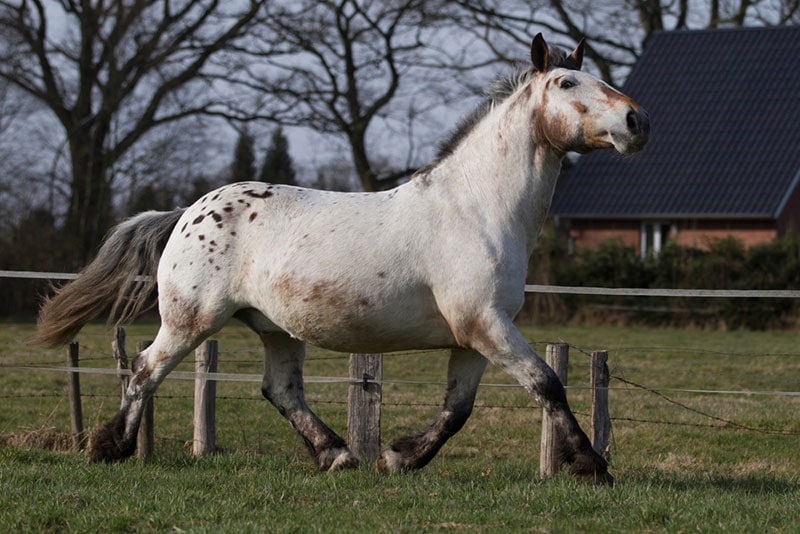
[
  {"xmin": 235, "ymin": 0, "xmax": 460, "ymax": 191},
  {"xmin": 0, "ymin": 0, "xmax": 268, "ymax": 265},
  {"xmin": 453, "ymin": 0, "xmax": 800, "ymax": 86}
]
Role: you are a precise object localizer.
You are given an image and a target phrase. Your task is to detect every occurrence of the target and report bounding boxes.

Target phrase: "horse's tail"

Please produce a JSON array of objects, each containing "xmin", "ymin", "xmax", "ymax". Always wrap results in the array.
[{"xmin": 34, "ymin": 209, "xmax": 186, "ymax": 347}]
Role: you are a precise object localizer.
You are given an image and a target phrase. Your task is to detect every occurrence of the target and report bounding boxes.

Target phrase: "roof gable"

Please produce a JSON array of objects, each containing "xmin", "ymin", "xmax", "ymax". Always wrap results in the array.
[{"xmin": 550, "ymin": 26, "xmax": 800, "ymax": 220}]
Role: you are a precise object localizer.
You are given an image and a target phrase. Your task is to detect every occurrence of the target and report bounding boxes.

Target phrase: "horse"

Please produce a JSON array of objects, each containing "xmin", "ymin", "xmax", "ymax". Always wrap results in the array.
[{"xmin": 35, "ymin": 34, "xmax": 649, "ymax": 484}]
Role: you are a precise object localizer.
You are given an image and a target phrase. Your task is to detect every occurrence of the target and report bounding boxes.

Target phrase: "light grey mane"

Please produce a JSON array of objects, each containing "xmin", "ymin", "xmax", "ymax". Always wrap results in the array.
[
  {"xmin": 431, "ymin": 67, "xmax": 534, "ymax": 165},
  {"xmin": 421, "ymin": 46, "xmax": 582, "ymax": 172}
]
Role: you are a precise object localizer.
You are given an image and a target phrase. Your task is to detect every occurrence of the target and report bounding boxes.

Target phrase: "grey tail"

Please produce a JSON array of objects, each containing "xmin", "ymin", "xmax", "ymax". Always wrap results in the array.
[{"xmin": 34, "ymin": 209, "xmax": 186, "ymax": 347}]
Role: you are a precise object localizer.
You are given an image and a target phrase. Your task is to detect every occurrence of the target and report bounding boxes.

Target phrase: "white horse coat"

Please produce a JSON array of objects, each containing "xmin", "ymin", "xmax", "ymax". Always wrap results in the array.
[{"xmin": 37, "ymin": 34, "xmax": 649, "ymax": 483}]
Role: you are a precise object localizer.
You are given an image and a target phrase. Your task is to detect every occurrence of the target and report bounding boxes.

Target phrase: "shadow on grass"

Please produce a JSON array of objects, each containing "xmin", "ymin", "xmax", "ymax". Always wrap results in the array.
[{"xmin": 622, "ymin": 468, "xmax": 799, "ymax": 495}]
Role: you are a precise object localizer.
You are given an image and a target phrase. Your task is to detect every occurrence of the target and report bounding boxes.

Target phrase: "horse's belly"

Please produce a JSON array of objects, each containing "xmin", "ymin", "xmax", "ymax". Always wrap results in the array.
[{"xmin": 266, "ymin": 274, "xmax": 457, "ymax": 353}]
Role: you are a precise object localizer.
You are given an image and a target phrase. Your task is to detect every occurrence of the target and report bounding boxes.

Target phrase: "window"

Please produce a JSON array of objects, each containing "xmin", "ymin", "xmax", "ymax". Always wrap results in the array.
[{"xmin": 640, "ymin": 221, "xmax": 672, "ymax": 258}]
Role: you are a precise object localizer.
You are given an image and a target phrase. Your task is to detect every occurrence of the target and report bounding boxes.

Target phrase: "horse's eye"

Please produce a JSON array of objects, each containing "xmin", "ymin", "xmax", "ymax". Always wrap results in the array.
[{"xmin": 560, "ymin": 79, "xmax": 576, "ymax": 89}]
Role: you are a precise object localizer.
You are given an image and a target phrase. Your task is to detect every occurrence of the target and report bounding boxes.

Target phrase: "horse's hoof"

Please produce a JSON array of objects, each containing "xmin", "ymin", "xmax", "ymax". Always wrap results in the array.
[
  {"xmin": 319, "ymin": 448, "xmax": 359, "ymax": 472},
  {"xmin": 568, "ymin": 457, "xmax": 614, "ymax": 486},
  {"xmin": 375, "ymin": 449, "xmax": 403, "ymax": 474},
  {"xmin": 86, "ymin": 421, "xmax": 134, "ymax": 463},
  {"xmin": 575, "ymin": 469, "xmax": 614, "ymax": 486}
]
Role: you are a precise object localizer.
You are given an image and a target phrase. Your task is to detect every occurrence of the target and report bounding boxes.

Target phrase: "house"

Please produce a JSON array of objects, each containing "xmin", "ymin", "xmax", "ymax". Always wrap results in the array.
[{"xmin": 549, "ymin": 26, "xmax": 800, "ymax": 257}]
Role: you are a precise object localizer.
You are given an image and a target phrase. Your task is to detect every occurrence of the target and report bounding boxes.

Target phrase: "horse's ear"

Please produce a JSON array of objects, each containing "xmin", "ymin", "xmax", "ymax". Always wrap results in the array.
[
  {"xmin": 569, "ymin": 38, "xmax": 585, "ymax": 70},
  {"xmin": 531, "ymin": 33, "xmax": 549, "ymax": 72}
]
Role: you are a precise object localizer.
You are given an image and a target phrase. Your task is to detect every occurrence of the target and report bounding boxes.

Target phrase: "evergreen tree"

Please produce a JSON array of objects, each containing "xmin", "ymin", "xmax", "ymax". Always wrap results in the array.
[
  {"xmin": 231, "ymin": 130, "xmax": 256, "ymax": 182},
  {"xmin": 259, "ymin": 127, "xmax": 296, "ymax": 185}
]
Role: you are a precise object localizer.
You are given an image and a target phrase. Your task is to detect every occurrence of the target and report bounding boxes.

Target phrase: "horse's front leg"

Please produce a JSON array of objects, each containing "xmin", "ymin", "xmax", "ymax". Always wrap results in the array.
[
  {"xmin": 377, "ymin": 348, "xmax": 487, "ymax": 472},
  {"xmin": 260, "ymin": 332, "xmax": 359, "ymax": 472},
  {"xmin": 456, "ymin": 311, "xmax": 613, "ymax": 485}
]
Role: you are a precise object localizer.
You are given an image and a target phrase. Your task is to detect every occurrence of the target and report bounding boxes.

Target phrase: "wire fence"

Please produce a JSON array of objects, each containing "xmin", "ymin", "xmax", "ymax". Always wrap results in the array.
[{"xmin": 1, "ymin": 269, "xmax": 799, "ymax": 453}]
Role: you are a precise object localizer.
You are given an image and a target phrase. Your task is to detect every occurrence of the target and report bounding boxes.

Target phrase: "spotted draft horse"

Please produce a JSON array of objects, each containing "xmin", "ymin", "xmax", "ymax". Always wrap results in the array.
[{"xmin": 36, "ymin": 34, "xmax": 649, "ymax": 484}]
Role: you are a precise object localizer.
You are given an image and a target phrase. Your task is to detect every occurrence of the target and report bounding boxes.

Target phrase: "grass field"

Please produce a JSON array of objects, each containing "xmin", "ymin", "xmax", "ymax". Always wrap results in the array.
[{"xmin": 1, "ymin": 321, "xmax": 799, "ymax": 531}]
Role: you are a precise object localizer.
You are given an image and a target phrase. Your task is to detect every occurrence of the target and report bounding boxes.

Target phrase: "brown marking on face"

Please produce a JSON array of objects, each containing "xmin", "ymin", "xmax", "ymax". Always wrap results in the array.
[
  {"xmin": 599, "ymin": 83, "xmax": 635, "ymax": 107},
  {"xmin": 572, "ymin": 101, "xmax": 588, "ymax": 114}
]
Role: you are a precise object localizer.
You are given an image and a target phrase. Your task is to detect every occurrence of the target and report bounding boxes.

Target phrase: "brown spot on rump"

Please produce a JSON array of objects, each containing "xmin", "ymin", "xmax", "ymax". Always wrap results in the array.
[
  {"xmin": 210, "ymin": 212, "xmax": 222, "ymax": 223},
  {"xmin": 181, "ymin": 223, "xmax": 187, "ymax": 233},
  {"xmin": 249, "ymin": 212, "xmax": 258, "ymax": 222},
  {"xmin": 223, "ymin": 206, "xmax": 234, "ymax": 213},
  {"xmin": 198, "ymin": 235, "xmax": 205, "ymax": 241},
  {"xmin": 192, "ymin": 215, "xmax": 204, "ymax": 225},
  {"xmin": 243, "ymin": 188, "xmax": 273, "ymax": 199}
]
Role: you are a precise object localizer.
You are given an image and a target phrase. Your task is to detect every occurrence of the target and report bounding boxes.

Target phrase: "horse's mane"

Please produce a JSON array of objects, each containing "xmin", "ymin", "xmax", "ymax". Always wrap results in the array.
[{"xmin": 419, "ymin": 45, "xmax": 581, "ymax": 173}]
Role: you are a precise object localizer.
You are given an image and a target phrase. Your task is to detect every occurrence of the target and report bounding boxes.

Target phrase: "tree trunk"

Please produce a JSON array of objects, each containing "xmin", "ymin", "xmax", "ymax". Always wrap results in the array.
[
  {"xmin": 64, "ymin": 128, "xmax": 114, "ymax": 267},
  {"xmin": 350, "ymin": 127, "xmax": 377, "ymax": 192}
]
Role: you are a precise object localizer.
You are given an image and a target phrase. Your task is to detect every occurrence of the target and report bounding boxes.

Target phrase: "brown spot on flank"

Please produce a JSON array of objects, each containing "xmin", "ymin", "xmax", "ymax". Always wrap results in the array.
[
  {"xmin": 223, "ymin": 206, "xmax": 234, "ymax": 213},
  {"xmin": 210, "ymin": 212, "xmax": 222, "ymax": 222},
  {"xmin": 249, "ymin": 212, "xmax": 258, "ymax": 222},
  {"xmin": 198, "ymin": 235, "xmax": 205, "ymax": 241}
]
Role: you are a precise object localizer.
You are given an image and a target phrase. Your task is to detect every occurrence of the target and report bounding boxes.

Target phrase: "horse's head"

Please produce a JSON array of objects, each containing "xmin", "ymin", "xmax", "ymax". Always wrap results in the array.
[{"xmin": 529, "ymin": 33, "xmax": 649, "ymax": 156}]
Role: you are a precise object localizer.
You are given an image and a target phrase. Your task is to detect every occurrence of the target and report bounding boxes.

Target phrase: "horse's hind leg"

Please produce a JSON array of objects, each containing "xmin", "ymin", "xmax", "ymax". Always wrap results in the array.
[
  {"xmin": 260, "ymin": 332, "xmax": 359, "ymax": 471},
  {"xmin": 377, "ymin": 348, "xmax": 487, "ymax": 472},
  {"xmin": 87, "ymin": 324, "xmax": 201, "ymax": 462}
]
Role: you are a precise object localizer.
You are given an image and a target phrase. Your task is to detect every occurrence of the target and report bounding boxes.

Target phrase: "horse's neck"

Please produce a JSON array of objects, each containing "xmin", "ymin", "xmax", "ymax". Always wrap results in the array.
[{"xmin": 439, "ymin": 93, "xmax": 563, "ymax": 256}]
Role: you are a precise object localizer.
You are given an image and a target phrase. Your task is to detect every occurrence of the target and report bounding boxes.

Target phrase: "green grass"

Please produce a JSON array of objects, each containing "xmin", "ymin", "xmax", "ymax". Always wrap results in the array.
[{"xmin": 1, "ymin": 321, "xmax": 799, "ymax": 531}]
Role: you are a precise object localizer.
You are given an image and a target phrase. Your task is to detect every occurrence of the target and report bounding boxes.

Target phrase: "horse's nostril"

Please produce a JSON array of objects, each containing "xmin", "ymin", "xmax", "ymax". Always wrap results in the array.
[
  {"xmin": 626, "ymin": 110, "xmax": 639, "ymax": 133},
  {"xmin": 627, "ymin": 108, "xmax": 650, "ymax": 136}
]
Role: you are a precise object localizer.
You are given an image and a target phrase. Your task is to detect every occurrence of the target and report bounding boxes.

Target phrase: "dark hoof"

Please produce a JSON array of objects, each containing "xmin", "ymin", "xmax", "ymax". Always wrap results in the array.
[
  {"xmin": 318, "ymin": 448, "xmax": 360, "ymax": 472},
  {"xmin": 86, "ymin": 418, "xmax": 135, "ymax": 463},
  {"xmin": 569, "ymin": 453, "xmax": 614, "ymax": 486}
]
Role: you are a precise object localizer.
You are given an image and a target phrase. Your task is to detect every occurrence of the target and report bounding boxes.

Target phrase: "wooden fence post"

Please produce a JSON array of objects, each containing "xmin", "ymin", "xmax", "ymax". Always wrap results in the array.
[
  {"xmin": 193, "ymin": 340, "xmax": 218, "ymax": 456},
  {"xmin": 347, "ymin": 353, "xmax": 382, "ymax": 462},
  {"xmin": 539, "ymin": 343, "xmax": 568, "ymax": 478},
  {"xmin": 136, "ymin": 340, "xmax": 154, "ymax": 461},
  {"xmin": 67, "ymin": 342, "xmax": 84, "ymax": 451},
  {"xmin": 590, "ymin": 350, "xmax": 611, "ymax": 461},
  {"xmin": 112, "ymin": 327, "xmax": 129, "ymax": 408}
]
